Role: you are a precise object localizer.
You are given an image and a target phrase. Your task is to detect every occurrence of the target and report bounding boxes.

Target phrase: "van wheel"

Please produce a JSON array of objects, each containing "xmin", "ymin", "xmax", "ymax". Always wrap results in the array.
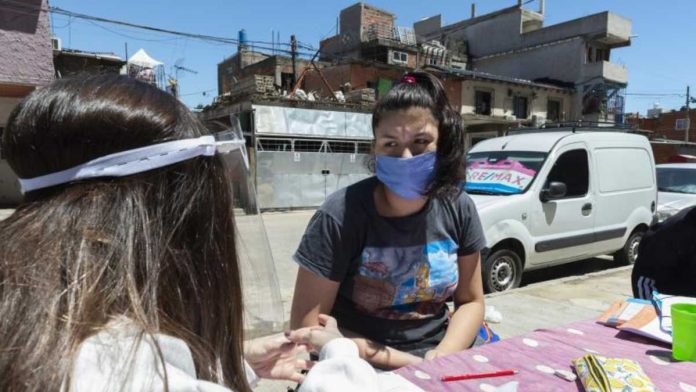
[
  {"xmin": 483, "ymin": 249, "xmax": 523, "ymax": 293},
  {"xmin": 614, "ymin": 230, "xmax": 644, "ymax": 265}
]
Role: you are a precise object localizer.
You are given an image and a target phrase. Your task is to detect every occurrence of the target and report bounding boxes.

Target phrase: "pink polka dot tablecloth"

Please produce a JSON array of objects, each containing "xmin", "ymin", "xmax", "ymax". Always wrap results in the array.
[{"xmin": 395, "ymin": 319, "xmax": 696, "ymax": 391}]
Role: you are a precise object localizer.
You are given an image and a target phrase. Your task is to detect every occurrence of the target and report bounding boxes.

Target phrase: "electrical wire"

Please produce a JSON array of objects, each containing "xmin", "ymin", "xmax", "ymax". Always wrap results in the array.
[
  {"xmin": 179, "ymin": 88, "xmax": 216, "ymax": 97},
  {"xmin": 0, "ymin": 0, "xmax": 291, "ymax": 50}
]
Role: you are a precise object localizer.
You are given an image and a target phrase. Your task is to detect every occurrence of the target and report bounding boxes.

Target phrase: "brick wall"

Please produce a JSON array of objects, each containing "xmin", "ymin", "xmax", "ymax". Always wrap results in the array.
[
  {"xmin": 218, "ymin": 53, "xmax": 312, "ymax": 95},
  {"xmin": 304, "ymin": 63, "xmax": 404, "ymax": 98},
  {"xmin": 303, "ymin": 63, "xmax": 465, "ymax": 114},
  {"xmin": 361, "ymin": 6, "xmax": 394, "ymax": 31},
  {"xmin": 652, "ymin": 143, "xmax": 680, "ymax": 164},
  {"xmin": 636, "ymin": 110, "xmax": 696, "ymax": 142},
  {"xmin": 628, "ymin": 110, "xmax": 696, "ymax": 163}
]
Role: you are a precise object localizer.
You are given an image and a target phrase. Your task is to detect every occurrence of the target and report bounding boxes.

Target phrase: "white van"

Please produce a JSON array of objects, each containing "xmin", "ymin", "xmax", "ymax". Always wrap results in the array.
[{"xmin": 466, "ymin": 130, "xmax": 656, "ymax": 293}]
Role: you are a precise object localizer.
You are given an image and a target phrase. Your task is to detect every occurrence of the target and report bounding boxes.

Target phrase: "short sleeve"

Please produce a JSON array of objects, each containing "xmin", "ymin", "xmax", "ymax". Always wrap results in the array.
[
  {"xmin": 457, "ymin": 195, "xmax": 487, "ymax": 256},
  {"xmin": 293, "ymin": 210, "xmax": 351, "ymax": 282}
]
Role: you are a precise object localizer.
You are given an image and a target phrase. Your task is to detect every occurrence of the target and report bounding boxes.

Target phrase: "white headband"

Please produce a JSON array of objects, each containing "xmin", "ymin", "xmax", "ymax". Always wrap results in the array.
[{"xmin": 18, "ymin": 135, "xmax": 247, "ymax": 193}]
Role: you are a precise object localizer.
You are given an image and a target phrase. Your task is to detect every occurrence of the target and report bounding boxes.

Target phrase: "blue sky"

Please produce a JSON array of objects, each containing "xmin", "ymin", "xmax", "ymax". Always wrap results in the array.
[{"xmin": 49, "ymin": 0, "xmax": 696, "ymax": 115}]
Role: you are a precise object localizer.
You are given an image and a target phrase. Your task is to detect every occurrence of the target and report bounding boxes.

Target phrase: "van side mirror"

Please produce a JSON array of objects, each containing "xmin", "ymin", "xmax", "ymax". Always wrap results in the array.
[{"xmin": 541, "ymin": 182, "xmax": 567, "ymax": 202}]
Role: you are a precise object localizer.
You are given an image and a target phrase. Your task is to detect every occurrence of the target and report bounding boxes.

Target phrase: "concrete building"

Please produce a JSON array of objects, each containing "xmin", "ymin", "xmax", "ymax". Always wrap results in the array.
[
  {"xmin": 318, "ymin": 3, "xmax": 465, "ymax": 70},
  {"xmin": 306, "ymin": 3, "xmax": 586, "ymax": 148},
  {"xmin": 441, "ymin": 67, "xmax": 574, "ymax": 149},
  {"xmin": 0, "ymin": 0, "xmax": 55, "ymax": 205},
  {"xmin": 416, "ymin": 1, "xmax": 631, "ymax": 124},
  {"xmin": 218, "ymin": 49, "xmax": 313, "ymax": 97},
  {"xmin": 207, "ymin": 29, "xmax": 382, "ymax": 210},
  {"xmin": 302, "ymin": 60, "xmax": 573, "ymax": 149}
]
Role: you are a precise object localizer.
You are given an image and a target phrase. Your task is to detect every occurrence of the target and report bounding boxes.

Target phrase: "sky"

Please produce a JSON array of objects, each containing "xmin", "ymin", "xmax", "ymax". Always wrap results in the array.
[{"xmin": 47, "ymin": 0, "xmax": 696, "ymax": 115}]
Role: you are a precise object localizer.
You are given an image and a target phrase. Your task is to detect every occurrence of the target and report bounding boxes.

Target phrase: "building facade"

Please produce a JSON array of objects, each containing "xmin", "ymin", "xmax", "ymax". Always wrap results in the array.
[
  {"xmin": 416, "ymin": 1, "xmax": 631, "ymax": 123},
  {"xmin": 0, "ymin": 0, "xmax": 55, "ymax": 205}
]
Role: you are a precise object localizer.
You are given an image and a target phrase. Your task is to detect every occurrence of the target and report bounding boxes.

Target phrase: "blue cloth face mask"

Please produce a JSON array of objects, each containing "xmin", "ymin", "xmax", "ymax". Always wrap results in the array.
[{"xmin": 376, "ymin": 151, "xmax": 436, "ymax": 200}]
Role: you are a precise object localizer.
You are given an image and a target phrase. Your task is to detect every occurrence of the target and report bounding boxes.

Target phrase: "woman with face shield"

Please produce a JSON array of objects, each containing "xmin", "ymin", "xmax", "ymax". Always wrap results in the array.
[
  {"xmin": 290, "ymin": 71, "xmax": 487, "ymax": 369},
  {"xmin": 0, "ymin": 74, "xmax": 357, "ymax": 391}
]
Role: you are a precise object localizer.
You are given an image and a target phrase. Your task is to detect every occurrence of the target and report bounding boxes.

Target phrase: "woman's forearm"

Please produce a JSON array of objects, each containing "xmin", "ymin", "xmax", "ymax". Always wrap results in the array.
[
  {"xmin": 436, "ymin": 300, "xmax": 485, "ymax": 354},
  {"xmin": 348, "ymin": 336, "xmax": 423, "ymax": 369}
]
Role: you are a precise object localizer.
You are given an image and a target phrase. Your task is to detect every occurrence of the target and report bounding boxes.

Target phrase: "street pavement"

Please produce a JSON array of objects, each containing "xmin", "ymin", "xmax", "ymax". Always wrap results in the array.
[{"xmin": 0, "ymin": 208, "xmax": 634, "ymax": 391}]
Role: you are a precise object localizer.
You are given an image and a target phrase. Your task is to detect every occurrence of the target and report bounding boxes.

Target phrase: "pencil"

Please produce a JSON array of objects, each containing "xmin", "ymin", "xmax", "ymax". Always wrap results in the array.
[{"xmin": 441, "ymin": 369, "xmax": 518, "ymax": 382}]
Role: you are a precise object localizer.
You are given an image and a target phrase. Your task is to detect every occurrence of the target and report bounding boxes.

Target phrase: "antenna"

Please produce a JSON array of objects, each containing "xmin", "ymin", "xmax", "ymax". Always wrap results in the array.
[{"xmin": 168, "ymin": 58, "xmax": 198, "ymax": 98}]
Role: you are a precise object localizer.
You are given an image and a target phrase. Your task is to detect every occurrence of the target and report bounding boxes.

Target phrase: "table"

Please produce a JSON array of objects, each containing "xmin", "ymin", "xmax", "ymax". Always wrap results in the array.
[{"xmin": 394, "ymin": 319, "xmax": 696, "ymax": 391}]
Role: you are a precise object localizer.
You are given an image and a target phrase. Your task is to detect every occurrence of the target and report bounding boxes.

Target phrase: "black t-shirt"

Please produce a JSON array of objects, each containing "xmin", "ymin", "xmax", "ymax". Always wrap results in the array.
[
  {"xmin": 632, "ymin": 205, "xmax": 696, "ymax": 299},
  {"xmin": 294, "ymin": 177, "xmax": 486, "ymax": 346}
]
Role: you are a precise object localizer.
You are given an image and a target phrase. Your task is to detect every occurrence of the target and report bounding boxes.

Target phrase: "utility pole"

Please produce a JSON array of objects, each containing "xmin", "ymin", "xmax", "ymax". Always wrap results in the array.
[
  {"xmin": 687, "ymin": 85, "xmax": 691, "ymax": 143},
  {"xmin": 290, "ymin": 35, "xmax": 297, "ymax": 89}
]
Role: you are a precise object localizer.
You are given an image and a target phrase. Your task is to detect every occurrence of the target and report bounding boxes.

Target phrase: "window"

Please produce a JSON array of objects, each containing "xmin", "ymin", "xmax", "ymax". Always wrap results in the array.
[
  {"xmin": 326, "ymin": 141, "xmax": 356, "ymax": 153},
  {"xmin": 356, "ymin": 142, "xmax": 372, "ymax": 154},
  {"xmin": 475, "ymin": 91, "xmax": 492, "ymax": 116},
  {"xmin": 466, "ymin": 151, "xmax": 547, "ymax": 195},
  {"xmin": 675, "ymin": 118, "xmax": 689, "ymax": 131},
  {"xmin": 513, "ymin": 96, "xmax": 528, "ymax": 119},
  {"xmin": 545, "ymin": 149, "xmax": 589, "ymax": 198},
  {"xmin": 391, "ymin": 51, "xmax": 408, "ymax": 64},
  {"xmin": 281, "ymin": 72, "xmax": 294, "ymax": 91},
  {"xmin": 586, "ymin": 45, "xmax": 610, "ymax": 63},
  {"xmin": 596, "ymin": 48, "xmax": 610, "ymax": 62},
  {"xmin": 547, "ymin": 99, "xmax": 561, "ymax": 122},
  {"xmin": 657, "ymin": 168, "xmax": 696, "ymax": 194}
]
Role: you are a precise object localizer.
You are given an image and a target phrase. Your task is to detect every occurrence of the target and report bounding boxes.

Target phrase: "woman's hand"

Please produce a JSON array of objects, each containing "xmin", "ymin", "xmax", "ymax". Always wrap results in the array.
[
  {"xmin": 286, "ymin": 314, "xmax": 343, "ymax": 354},
  {"xmin": 424, "ymin": 348, "xmax": 447, "ymax": 361},
  {"xmin": 244, "ymin": 333, "xmax": 313, "ymax": 383}
]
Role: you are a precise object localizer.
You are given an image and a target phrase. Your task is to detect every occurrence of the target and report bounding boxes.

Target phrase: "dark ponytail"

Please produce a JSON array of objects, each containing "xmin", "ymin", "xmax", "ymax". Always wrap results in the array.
[{"xmin": 372, "ymin": 71, "xmax": 466, "ymax": 199}]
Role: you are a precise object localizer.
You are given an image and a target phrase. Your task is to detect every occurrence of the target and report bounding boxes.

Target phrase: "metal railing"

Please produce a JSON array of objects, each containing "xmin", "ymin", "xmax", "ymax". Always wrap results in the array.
[
  {"xmin": 363, "ymin": 23, "xmax": 416, "ymax": 45},
  {"xmin": 505, "ymin": 121, "xmax": 638, "ymax": 136}
]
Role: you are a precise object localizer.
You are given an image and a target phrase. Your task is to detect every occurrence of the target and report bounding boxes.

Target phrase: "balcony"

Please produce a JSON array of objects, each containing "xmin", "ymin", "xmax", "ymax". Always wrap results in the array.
[
  {"xmin": 584, "ymin": 61, "xmax": 627, "ymax": 85},
  {"xmin": 522, "ymin": 12, "xmax": 631, "ymax": 49}
]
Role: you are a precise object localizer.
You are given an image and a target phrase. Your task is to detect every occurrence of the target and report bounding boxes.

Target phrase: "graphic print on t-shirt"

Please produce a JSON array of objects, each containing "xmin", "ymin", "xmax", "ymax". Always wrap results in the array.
[{"xmin": 352, "ymin": 239, "xmax": 459, "ymax": 320}]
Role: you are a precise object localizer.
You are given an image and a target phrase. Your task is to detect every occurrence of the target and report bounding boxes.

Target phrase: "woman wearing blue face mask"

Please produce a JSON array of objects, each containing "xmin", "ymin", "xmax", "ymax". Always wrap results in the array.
[{"xmin": 290, "ymin": 71, "xmax": 487, "ymax": 370}]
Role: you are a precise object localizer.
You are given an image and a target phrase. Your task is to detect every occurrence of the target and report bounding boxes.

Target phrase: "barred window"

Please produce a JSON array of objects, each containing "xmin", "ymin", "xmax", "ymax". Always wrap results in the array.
[
  {"xmin": 326, "ymin": 141, "xmax": 356, "ymax": 153},
  {"xmin": 257, "ymin": 138, "xmax": 292, "ymax": 152}
]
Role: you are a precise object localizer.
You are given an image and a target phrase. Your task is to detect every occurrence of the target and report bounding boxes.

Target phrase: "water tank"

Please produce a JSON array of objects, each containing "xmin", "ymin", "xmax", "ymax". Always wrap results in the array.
[{"xmin": 238, "ymin": 29, "xmax": 247, "ymax": 48}]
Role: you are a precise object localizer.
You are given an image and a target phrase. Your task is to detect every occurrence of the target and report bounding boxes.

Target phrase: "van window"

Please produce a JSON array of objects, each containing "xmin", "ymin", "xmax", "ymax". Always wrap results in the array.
[
  {"xmin": 595, "ymin": 148, "xmax": 653, "ymax": 193},
  {"xmin": 466, "ymin": 151, "xmax": 546, "ymax": 195},
  {"xmin": 545, "ymin": 149, "xmax": 589, "ymax": 198}
]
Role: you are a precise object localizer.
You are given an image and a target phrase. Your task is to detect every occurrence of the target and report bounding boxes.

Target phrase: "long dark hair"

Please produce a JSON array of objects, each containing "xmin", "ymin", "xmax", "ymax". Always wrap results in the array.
[
  {"xmin": 0, "ymin": 75, "xmax": 250, "ymax": 392},
  {"xmin": 372, "ymin": 71, "xmax": 466, "ymax": 198}
]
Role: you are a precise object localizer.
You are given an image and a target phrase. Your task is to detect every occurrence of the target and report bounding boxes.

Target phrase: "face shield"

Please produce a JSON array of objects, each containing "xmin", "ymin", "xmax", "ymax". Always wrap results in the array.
[
  {"xmin": 17, "ymin": 124, "xmax": 285, "ymax": 337},
  {"xmin": 215, "ymin": 127, "xmax": 285, "ymax": 338}
]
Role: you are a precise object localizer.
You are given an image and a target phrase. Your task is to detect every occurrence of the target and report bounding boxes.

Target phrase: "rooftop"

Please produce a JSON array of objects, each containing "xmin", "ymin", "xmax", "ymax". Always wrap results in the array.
[
  {"xmin": 427, "ymin": 65, "xmax": 575, "ymax": 92},
  {"xmin": 54, "ymin": 48, "xmax": 125, "ymax": 63}
]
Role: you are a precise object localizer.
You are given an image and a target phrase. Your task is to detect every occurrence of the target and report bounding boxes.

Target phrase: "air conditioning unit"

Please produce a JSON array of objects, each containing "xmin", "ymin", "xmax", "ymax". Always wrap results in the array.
[{"xmin": 51, "ymin": 37, "xmax": 62, "ymax": 51}]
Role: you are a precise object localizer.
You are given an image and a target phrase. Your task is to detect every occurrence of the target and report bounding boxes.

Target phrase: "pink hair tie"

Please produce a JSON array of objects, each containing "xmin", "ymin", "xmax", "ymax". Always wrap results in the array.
[{"xmin": 401, "ymin": 76, "xmax": 417, "ymax": 85}]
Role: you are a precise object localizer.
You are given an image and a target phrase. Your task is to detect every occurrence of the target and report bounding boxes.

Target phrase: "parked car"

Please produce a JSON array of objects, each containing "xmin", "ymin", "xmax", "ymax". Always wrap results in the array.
[
  {"xmin": 466, "ymin": 130, "xmax": 656, "ymax": 293},
  {"xmin": 656, "ymin": 163, "xmax": 696, "ymax": 223}
]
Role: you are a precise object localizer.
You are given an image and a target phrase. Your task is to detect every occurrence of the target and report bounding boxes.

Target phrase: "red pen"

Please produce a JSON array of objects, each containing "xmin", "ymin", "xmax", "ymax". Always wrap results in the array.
[{"xmin": 441, "ymin": 369, "xmax": 518, "ymax": 382}]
